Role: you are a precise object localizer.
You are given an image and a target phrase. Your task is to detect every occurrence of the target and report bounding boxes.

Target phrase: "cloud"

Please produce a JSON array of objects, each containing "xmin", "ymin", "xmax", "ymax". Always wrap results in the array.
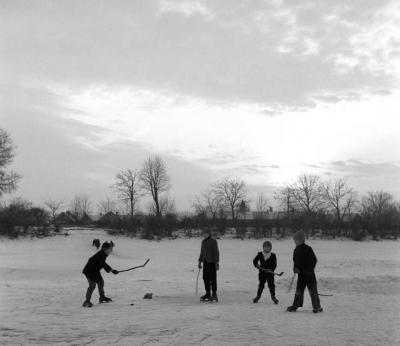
[
  {"xmin": 330, "ymin": 160, "xmax": 347, "ymax": 168},
  {"xmin": 319, "ymin": 159, "xmax": 400, "ymax": 197},
  {"xmin": 0, "ymin": 84, "xmax": 217, "ymax": 210},
  {"xmin": 1, "ymin": 1, "xmax": 400, "ymax": 209},
  {"xmin": 327, "ymin": 159, "xmax": 400, "ymax": 177},
  {"xmin": 1, "ymin": 0, "xmax": 399, "ymax": 110},
  {"xmin": 231, "ymin": 164, "xmax": 280, "ymax": 175},
  {"xmin": 304, "ymin": 164, "xmax": 322, "ymax": 169},
  {"xmin": 158, "ymin": 0, "xmax": 213, "ymax": 19}
]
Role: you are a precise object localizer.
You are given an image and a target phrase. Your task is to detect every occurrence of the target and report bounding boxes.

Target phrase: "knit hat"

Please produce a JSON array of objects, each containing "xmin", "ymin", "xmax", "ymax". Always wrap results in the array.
[
  {"xmin": 203, "ymin": 228, "xmax": 212, "ymax": 236},
  {"xmin": 101, "ymin": 241, "xmax": 112, "ymax": 250},
  {"xmin": 263, "ymin": 241, "xmax": 272, "ymax": 249},
  {"xmin": 293, "ymin": 230, "xmax": 306, "ymax": 243}
]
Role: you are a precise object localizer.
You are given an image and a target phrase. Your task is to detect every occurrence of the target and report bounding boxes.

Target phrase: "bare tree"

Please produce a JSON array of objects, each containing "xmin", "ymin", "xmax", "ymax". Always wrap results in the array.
[
  {"xmin": 360, "ymin": 191, "xmax": 397, "ymax": 239},
  {"xmin": 113, "ymin": 169, "xmax": 141, "ymax": 219},
  {"xmin": 0, "ymin": 129, "xmax": 21, "ymax": 197},
  {"xmin": 274, "ymin": 186, "xmax": 296, "ymax": 215},
  {"xmin": 274, "ymin": 185, "xmax": 296, "ymax": 237},
  {"xmin": 291, "ymin": 174, "xmax": 323, "ymax": 215},
  {"xmin": 237, "ymin": 199, "xmax": 250, "ymax": 220},
  {"xmin": 255, "ymin": 192, "xmax": 270, "ymax": 218},
  {"xmin": 290, "ymin": 174, "xmax": 324, "ymax": 236},
  {"xmin": 322, "ymin": 178, "xmax": 357, "ymax": 223},
  {"xmin": 97, "ymin": 197, "xmax": 117, "ymax": 215},
  {"xmin": 193, "ymin": 190, "xmax": 223, "ymax": 221},
  {"xmin": 361, "ymin": 191, "xmax": 393, "ymax": 217},
  {"xmin": 44, "ymin": 198, "xmax": 64, "ymax": 222},
  {"xmin": 69, "ymin": 195, "xmax": 91, "ymax": 219},
  {"xmin": 149, "ymin": 195, "xmax": 176, "ymax": 215},
  {"xmin": 213, "ymin": 177, "xmax": 247, "ymax": 221},
  {"xmin": 140, "ymin": 155, "xmax": 170, "ymax": 217}
]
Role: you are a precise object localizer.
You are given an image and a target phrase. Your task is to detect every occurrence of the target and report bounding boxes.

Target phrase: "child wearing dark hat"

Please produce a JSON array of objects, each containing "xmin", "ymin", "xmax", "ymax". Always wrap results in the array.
[
  {"xmin": 198, "ymin": 229, "xmax": 220, "ymax": 302},
  {"xmin": 82, "ymin": 241, "xmax": 119, "ymax": 307},
  {"xmin": 286, "ymin": 230, "xmax": 323, "ymax": 313},
  {"xmin": 252, "ymin": 241, "xmax": 279, "ymax": 304}
]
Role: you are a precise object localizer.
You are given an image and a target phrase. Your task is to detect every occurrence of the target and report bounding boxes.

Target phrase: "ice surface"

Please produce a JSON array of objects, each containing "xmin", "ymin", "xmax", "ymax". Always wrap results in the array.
[{"xmin": 1, "ymin": 229, "xmax": 399, "ymax": 345}]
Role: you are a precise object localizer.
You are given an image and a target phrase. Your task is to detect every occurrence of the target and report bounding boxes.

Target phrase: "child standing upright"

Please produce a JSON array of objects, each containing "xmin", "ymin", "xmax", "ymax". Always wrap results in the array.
[
  {"xmin": 198, "ymin": 229, "xmax": 220, "ymax": 302},
  {"xmin": 252, "ymin": 241, "xmax": 279, "ymax": 304},
  {"xmin": 286, "ymin": 230, "xmax": 323, "ymax": 313}
]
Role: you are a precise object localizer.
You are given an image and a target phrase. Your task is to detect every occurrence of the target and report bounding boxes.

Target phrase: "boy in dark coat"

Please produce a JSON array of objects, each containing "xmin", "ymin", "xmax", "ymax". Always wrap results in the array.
[
  {"xmin": 82, "ymin": 242, "xmax": 119, "ymax": 307},
  {"xmin": 198, "ymin": 229, "xmax": 220, "ymax": 302},
  {"xmin": 286, "ymin": 231, "xmax": 323, "ymax": 313},
  {"xmin": 252, "ymin": 241, "xmax": 279, "ymax": 304}
]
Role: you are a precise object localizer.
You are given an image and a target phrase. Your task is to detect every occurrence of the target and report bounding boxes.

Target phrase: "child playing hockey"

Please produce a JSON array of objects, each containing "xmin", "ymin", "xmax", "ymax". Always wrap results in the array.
[
  {"xmin": 286, "ymin": 230, "xmax": 323, "ymax": 313},
  {"xmin": 92, "ymin": 238, "xmax": 100, "ymax": 249},
  {"xmin": 198, "ymin": 229, "xmax": 220, "ymax": 302},
  {"xmin": 252, "ymin": 241, "xmax": 279, "ymax": 304},
  {"xmin": 82, "ymin": 241, "xmax": 119, "ymax": 307}
]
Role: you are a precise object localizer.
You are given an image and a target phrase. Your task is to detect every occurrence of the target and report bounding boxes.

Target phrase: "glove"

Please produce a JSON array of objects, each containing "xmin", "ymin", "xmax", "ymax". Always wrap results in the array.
[
  {"xmin": 255, "ymin": 265, "xmax": 260, "ymax": 270},
  {"xmin": 293, "ymin": 267, "xmax": 300, "ymax": 274},
  {"xmin": 215, "ymin": 263, "xmax": 219, "ymax": 271},
  {"xmin": 112, "ymin": 269, "xmax": 119, "ymax": 275},
  {"xmin": 198, "ymin": 262, "xmax": 202, "ymax": 269}
]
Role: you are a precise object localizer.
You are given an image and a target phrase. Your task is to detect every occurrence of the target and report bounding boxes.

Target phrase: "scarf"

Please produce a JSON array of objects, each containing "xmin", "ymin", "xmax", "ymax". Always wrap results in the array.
[{"xmin": 262, "ymin": 251, "xmax": 271, "ymax": 261}]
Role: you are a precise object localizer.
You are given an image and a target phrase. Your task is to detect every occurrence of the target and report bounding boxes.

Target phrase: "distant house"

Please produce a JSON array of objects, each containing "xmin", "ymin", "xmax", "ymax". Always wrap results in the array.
[
  {"xmin": 79, "ymin": 212, "xmax": 93, "ymax": 225},
  {"xmin": 55, "ymin": 211, "xmax": 78, "ymax": 225},
  {"xmin": 55, "ymin": 211, "xmax": 95, "ymax": 225}
]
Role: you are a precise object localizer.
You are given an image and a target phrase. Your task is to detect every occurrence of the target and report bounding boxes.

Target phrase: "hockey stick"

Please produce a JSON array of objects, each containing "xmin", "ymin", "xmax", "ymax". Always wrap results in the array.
[
  {"xmin": 287, "ymin": 273, "xmax": 296, "ymax": 293},
  {"xmin": 258, "ymin": 268, "xmax": 285, "ymax": 276},
  {"xmin": 195, "ymin": 268, "xmax": 201, "ymax": 296},
  {"xmin": 118, "ymin": 258, "xmax": 150, "ymax": 273},
  {"xmin": 285, "ymin": 273, "xmax": 332, "ymax": 296},
  {"xmin": 196, "ymin": 242, "xmax": 205, "ymax": 296}
]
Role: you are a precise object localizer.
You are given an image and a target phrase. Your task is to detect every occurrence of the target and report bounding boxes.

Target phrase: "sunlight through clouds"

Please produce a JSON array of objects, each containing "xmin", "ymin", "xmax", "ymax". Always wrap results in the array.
[
  {"xmin": 51, "ymin": 83, "xmax": 400, "ymax": 189},
  {"xmin": 2, "ymin": 0, "xmax": 400, "ymax": 208}
]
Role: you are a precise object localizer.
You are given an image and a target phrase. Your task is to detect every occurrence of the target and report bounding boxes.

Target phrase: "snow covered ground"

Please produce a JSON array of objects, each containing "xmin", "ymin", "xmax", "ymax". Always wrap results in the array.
[{"xmin": 1, "ymin": 229, "xmax": 399, "ymax": 346}]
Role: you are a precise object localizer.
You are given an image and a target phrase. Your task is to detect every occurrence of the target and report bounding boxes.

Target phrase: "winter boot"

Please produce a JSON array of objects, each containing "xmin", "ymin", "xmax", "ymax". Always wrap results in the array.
[
  {"xmin": 99, "ymin": 296, "xmax": 112, "ymax": 303},
  {"xmin": 211, "ymin": 293, "xmax": 218, "ymax": 302},
  {"xmin": 253, "ymin": 288, "xmax": 263, "ymax": 303},
  {"xmin": 271, "ymin": 296, "xmax": 279, "ymax": 304},
  {"xmin": 286, "ymin": 306, "xmax": 297, "ymax": 312},
  {"xmin": 313, "ymin": 307, "xmax": 323, "ymax": 314},
  {"xmin": 200, "ymin": 293, "xmax": 211, "ymax": 302},
  {"xmin": 82, "ymin": 301, "xmax": 93, "ymax": 308}
]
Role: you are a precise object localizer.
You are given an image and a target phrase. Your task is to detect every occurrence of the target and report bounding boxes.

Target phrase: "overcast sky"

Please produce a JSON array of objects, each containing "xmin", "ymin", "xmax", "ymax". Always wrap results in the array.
[{"xmin": 1, "ymin": 0, "xmax": 400, "ymax": 212}]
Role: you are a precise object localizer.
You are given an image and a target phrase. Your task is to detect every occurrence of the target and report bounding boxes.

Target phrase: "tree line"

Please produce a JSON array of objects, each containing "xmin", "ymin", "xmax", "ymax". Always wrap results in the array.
[
  {"xmin": 189, "ymin": 175, "xmax": 399, "ymax": 241},
  {"xmin": 0, "ymin": 128, "xmax": 399, "ymax": 240}
]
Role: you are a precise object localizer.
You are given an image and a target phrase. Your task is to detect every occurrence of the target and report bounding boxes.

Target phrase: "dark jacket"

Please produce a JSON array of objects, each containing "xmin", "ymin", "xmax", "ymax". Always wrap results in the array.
[
  {"xmin": 293, "ymin": 243, "xmax": 317, "ymax": 274},
  {"xmin": 198, "ymin": 236, "xmax": 219, "ymax": 263},
  {"xmin": 253, "ymin": 252, "xmax": 277, "ymax": 272},
  {"xmin": 83, "ymin": 250, "xmax": 112, "ymax": 282}
]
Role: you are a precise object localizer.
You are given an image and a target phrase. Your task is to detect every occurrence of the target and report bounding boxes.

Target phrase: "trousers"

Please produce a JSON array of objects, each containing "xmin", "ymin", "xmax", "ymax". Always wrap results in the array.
[
  {"xmin": 257, "ymin": 272, "xmax": 275, "ymax": 297},
  {"xmin": 203, "ymin": 262, "xmax": 217, "ymax": 294},
  {"xmin": 85, "ymin": 275, "xmax": 105, "ymax": 302},
  {"xmin": 292, "ymin": 272, "xmax": 321, "ymax": 309}
]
